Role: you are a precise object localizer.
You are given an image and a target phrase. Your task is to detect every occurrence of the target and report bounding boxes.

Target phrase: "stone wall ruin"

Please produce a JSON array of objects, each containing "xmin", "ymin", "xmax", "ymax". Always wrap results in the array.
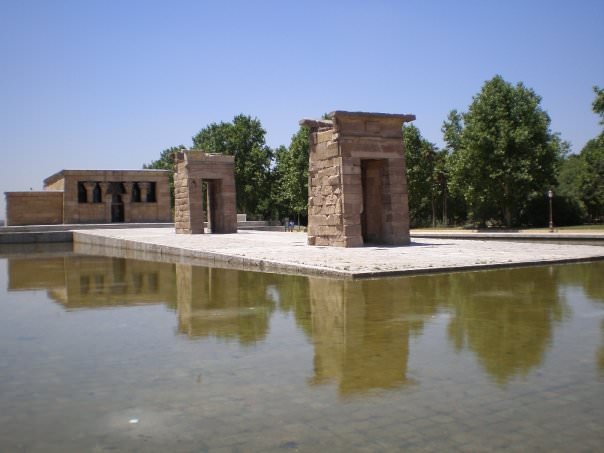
[
  {"xmin": 174, "ymin": 151, "xmax": 237, "ymax": 234},
  {"xmin": 301, "ymin": 111, "xmax": 415, "ymax": 247}
]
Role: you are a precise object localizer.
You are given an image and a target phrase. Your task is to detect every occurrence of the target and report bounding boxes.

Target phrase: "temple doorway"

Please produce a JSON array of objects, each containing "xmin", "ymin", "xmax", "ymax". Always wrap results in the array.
[
  {"xmin": 111, "ymin": 195, "xmax": 124, "ymax": 222},
  {"xmin": 203, "ymin": 179, "xmax": 224, "ymax": 233},
  {"xmin": 109, "ymin": 182, "xmax": 126, "ymax": 223},
  {"xmin": 361, "ymin": 159, "xmax": 385, "ymax": 243}
]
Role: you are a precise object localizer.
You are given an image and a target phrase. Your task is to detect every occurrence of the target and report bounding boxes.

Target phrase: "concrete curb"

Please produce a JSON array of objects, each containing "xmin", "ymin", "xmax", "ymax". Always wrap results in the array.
[{"xmin": 0, "ymin": 231, "xmax": 73, "ymax": 244}]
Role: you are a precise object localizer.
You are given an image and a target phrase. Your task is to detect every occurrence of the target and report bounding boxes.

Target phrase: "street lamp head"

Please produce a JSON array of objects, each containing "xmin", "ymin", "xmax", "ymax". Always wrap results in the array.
[{"xmin": 548, "ymin": 189, "xmax": 553, "ymax": 199}]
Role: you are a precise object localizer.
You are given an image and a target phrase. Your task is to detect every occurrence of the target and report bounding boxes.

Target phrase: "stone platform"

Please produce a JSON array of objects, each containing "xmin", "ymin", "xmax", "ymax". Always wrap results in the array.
[{"xmin": 72, "ymin": 228, "xmax": 604, "ymax": 279}]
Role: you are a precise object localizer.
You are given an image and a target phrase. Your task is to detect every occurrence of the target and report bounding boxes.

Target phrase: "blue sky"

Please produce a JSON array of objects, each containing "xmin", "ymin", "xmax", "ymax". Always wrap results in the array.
[{"xmin": 1, "ymin": 0, "xmax": 603, "ymax": 217}]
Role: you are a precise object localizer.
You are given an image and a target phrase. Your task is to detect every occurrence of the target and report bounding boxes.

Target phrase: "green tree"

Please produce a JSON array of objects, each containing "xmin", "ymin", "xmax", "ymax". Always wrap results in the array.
[
  {"xmin": 442, "ymin": 109, "xmax": 463, "ymax": 152},
  {"xmin": 555, "ymin": 86, "xmax": 604, "ymax": 223},
  {"xmin": 143, "ymin": 144, "xmax": 186, "ymax": 207},
  {"xmin": 581, "ymin": 86, "xmax": 604, "ymax": 221},
  {"xmin": 403, "ymin": 124, "xmax": 447, "ymax": 226},
  {"xmin": 593, "ymin": 85, "xmax": 604, "ymax": 124},
  {"xmin": 558, "ymin": 154, "xmax": 586, "ymax": 202},
  {"xmin": 404, "ymin": 124, "xmax": 433, "ymax": 226},
  {"xmin": 144, "ymin": 144, "xmax": 185, "ymax": 171},
  {"xmin": 578, "ymin": 137, "xmax": 604, "ymax": 221},
  {"xmin": 192, "ymin": 114, "xmax": 273, "ymax": 218},
  {"xmin": 441, "ymin": 110, "xmax": 468, "ymax": 225},
  {"xmin": 447, "ymin": 75, "xmax": 563, "ymax": 227},
  {"xmin": 273, "ymin": 126, "xmax": 310, "ymax": 224}
]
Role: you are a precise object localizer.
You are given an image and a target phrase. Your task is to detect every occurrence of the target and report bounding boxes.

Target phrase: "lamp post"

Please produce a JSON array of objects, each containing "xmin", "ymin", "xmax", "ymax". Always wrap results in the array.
[{"xmin": 548, "ymin": 189, "xmax": 554, "ymax": 232}]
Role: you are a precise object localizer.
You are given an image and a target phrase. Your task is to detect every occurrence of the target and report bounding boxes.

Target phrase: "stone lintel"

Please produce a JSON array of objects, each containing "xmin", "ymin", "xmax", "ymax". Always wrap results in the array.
[
  {"xmin": 177, "ymin": 150, "xmax": 235, "ymax": 165},
  {"xmin": 43, "ymin": 169, "xmax": 170, "ymax": 187},
  {"xmin": 299, "ymin": 118, "xmax": 333, "ymax": 130},
  {"xmin": 329, "ymin": 111, "xmax": 416, "ymax": 123}
]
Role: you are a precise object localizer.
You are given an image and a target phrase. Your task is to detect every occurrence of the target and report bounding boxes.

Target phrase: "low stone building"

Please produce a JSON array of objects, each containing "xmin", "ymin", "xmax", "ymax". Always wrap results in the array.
[
  {"xmin": 5, "ymin": 169, "xmax": 171, "ymax": 226},
  {"xmin": 301, "ymin": 111, "xmax": 415, "ymax": 247}
]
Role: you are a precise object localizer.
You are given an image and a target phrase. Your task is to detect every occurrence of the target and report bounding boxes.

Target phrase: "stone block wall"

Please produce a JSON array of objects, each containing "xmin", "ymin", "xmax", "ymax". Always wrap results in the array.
[
  {"xmin": 174, "ymin": 159, "xmax": 204, "ymax": 233},
  {"xmin": 174, "ymin": 151, "xmax": 237, "ymax": 234},
  {"xmin": 5, "ymin": 191, "xmax": 63, "ymax": 226},
  {"xmin": 307, "ymin": 129, "xmax": 348, "ymax": 246},
  {"xmin": 302, "ymin": 111, "xmax": 415, "ymax": 247},
  {"xmin": 45, "ymin": 170, "xmax": 171, "ymax": 224}
]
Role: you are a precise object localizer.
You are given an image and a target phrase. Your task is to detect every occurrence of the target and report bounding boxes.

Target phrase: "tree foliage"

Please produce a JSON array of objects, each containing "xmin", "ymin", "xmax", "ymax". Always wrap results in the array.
[
  {"xmin": 557, "ymin": 87, "xmax": 604, "ymax": 223},
  {"xmin": 446, "ymin": 75, "xmax": 563, "ymax": 227},
  {"xmin": 403, "ymin": 124, "xmax": 447, "ymax": 226},
  {"xmin": 143, "ymin": 145, "xmax": 186, "ymax": 207},
  {"xmin": 442, "ymin": 109, "xmax": 463, "ymax": 152},
  {"xmin": 593, "ymin": 85, "xmax": 604, "ymax": 125},
  {"xmin": 192, "ymin": 114, "xmax": 273, "ymax": 217},
  {"xmin": 141, "ymin": 80, "xmax": 601, "ymax": 228},
  {"xmin": 579, "ymin": 138, "xmax": 604, "ymax": 221},
  {"xmin": 273, "ymin": 126, "xmax": 310, "ymax": 222},
  {"xmin": 144, "ymin": 145, "xmax": 185, "ymax": 171}
]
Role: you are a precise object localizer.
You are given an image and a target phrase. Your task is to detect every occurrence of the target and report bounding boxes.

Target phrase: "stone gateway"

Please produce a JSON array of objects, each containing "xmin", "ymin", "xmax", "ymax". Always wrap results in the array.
[
  {"xmin": 301, "ymin": 111, "xmax": 415, "ymax": 247},
  {"xmin": 174, "ymin": 150, "xmax": 237, "ymax": 234}
]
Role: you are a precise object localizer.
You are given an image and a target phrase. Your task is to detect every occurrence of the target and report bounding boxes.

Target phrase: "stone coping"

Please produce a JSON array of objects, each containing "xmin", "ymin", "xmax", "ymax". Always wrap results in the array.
[
  {"xmin": 0, "ymin": 223, "xmax": 174, "ymax": 233},
  {"xmin": 71, "ymin": 228, "xmax": 604, "ymax": 280},
  {"xmin": 43, "ymin": 169, "xmax": 170, "ymax": 186},
  {"xmin": 3, "ymin": 191, "xmax": 63, "ymax": 196}
]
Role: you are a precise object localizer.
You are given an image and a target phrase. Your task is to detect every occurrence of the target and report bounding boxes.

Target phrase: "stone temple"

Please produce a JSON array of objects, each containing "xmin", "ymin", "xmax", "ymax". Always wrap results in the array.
[
  {"xmin": 5, "ymin": 169, "xmax": 171, "ymax": 226},
  {"xmin": 301, "ymin": 111, "xmax": 415, "ymax": 247}
]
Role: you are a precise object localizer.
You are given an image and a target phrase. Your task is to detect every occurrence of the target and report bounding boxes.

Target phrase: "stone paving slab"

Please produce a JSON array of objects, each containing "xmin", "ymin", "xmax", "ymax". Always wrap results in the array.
[{"xmin": 72, "ymin": 228, "xmax": 604, "ymax": 279}]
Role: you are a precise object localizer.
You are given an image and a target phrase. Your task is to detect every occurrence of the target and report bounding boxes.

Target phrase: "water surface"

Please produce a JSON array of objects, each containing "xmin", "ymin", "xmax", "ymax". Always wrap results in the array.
[{"xmin": 1, "ymin": 253, "xmax": 603, "ymax": 452}]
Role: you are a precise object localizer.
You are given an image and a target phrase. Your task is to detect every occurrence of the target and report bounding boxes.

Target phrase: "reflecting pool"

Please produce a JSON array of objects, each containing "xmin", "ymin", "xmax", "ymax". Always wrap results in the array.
[{"xmin": 1, "ymin": 253, "xmax": 603, "ymax": 452}]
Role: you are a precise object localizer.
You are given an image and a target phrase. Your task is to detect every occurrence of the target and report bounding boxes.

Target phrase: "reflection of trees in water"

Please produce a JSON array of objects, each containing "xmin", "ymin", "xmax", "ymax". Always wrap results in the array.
[
  {"xmin": 599, "ymin": 319, "xmax": 604, "ymax": 374},
  {"xmin": 273, "ymin": 274, "xmax": 312, "ymax": 337},
  {"xmin": 9, "ymin": 253, "xmax": 604, "ymax": 378},
  {"xmin": 445, "ymin": 266, "xmax": 567, "ymax": 385},
  {"xmin": 555, "ymin": 261, "xmax": 604, "ymax": 374},
  {"xmin": 175, "ymin": 265, "xmax": 276, "ymax": 345},
  {"xmin": 555, "ymin": 261, "xmax": 604, "ymax": 303}
]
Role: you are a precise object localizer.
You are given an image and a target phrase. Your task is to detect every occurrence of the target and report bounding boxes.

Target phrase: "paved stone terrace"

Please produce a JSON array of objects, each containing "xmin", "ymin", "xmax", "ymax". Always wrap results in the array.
[{"xmin": 72, "ymin": 228, "xmax": 604, "ymax": 279}]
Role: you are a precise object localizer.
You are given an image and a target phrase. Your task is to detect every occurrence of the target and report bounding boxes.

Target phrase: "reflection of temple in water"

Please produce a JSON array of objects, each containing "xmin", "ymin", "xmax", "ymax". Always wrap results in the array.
[
  {"xmin": 306, "ymin": 278, "xmax": 438, "ymax": 397},
  {"xmin": 7, "ymin": 253, "xmax": 587, "ymax": 388},
  {"xmin": 6, "ymin": 255, "xmax": 276, "ymax": 345},
  {"xmin": 175, "ymin": 264, "xmax": 275, "ymax": 345},
  {"xmin": 8, "ymin": 256, "xmax": 177, "ymax": 309}
]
